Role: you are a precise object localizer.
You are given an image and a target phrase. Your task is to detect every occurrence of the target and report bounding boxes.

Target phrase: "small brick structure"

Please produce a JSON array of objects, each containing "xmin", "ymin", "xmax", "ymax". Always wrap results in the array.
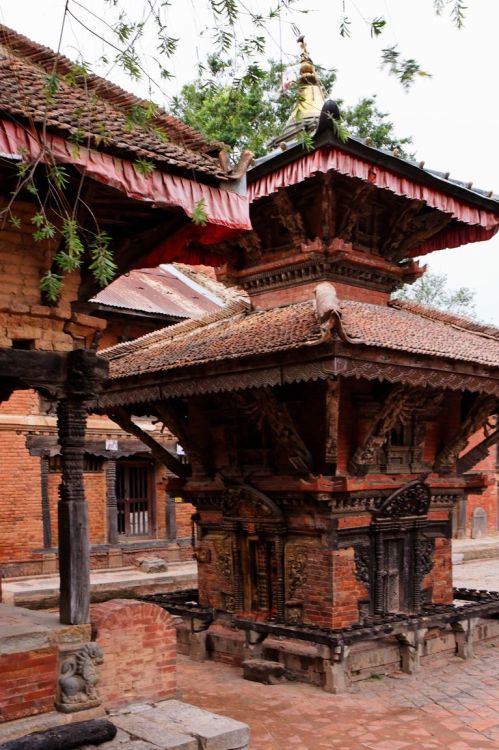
[
  {"xmin": 0, "ymin": 604, "xmax": 91, "ymax": 723},
  {"xmin": 91, "ymin": 599, "xmax": 176, "ymax": 709}
]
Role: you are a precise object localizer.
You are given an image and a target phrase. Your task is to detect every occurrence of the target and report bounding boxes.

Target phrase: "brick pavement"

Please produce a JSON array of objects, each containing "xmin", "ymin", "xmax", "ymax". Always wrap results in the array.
[{"xmin": 177, "ymin": 640, "xmax": 499, "ymax": 750}]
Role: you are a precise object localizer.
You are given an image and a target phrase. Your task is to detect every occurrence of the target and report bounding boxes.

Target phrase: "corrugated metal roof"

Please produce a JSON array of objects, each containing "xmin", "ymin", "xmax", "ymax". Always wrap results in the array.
[{"xmin": 90, "ymin": 266, "xmax": 228, "ymax": 319}]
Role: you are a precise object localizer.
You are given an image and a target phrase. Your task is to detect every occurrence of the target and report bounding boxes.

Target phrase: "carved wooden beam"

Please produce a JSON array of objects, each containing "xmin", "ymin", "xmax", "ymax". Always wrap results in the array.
[
  {"xmin": 434, "ymin": 395, "xmax": 498, "ymax": 473},
  {"xmin": 153, "ymin": 400, "xmax": 211, "ymax": 474},
  {"xmin": 0, "ymin": 348, "xmax": 107, "ymax": 400},
  {"xmin": 235, "ymin": 387, "xmax": 313, "ymax": 473},
  {"xmin": 337, "ymin": 181, "xmax": 375, "ymax": 241},
  {"xmin": 348, "ymin": 384, "xmax": 428, "ymax": 476},
  {"xmin": 457, "ymin": 424, "xmax": 499, "ymax": 474},
  {"xmin": 271, "ymin": 189, "xmax": 307, "ymax": 245},
  {"xmin": 109, "ymin": 406, "xmax": 189, "ymax": 478},
  {"xmin": 389, "ymin": 210, "xmax": 453, "ymax": 261}
]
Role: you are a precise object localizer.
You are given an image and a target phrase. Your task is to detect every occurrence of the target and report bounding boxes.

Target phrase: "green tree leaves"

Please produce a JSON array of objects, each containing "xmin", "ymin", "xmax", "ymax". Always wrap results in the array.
[{"xmin": 392, "ymin": 271, "xmax": 476, "ymax": 317}]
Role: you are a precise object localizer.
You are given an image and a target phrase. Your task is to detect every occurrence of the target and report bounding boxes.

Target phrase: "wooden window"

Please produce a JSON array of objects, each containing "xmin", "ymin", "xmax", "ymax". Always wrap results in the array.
[{"xmin": 116, "ymin": 461, "xmax": 154, "ymax": 537}]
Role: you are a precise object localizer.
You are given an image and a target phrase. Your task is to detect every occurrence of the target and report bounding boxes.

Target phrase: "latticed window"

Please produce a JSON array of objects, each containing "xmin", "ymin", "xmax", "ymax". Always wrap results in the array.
[{"xmin": 116, "ymin": 461, "xmax": 153, "ymax": 537}]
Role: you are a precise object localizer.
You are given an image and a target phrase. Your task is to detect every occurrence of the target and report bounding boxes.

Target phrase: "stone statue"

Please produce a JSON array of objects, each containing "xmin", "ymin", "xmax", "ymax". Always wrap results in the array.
[{"xmin": 56, "ymin": 642, "xmax": 104, "ymax": 713}]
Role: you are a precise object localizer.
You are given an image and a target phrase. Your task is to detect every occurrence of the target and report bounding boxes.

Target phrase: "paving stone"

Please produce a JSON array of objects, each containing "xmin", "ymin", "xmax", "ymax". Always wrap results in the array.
[
  {"xmin": 112, "ymin": 714, "xmax": 197, "ymax": 749},
  {"xmin": 149, "ymin": 700, "xmax": 250, "ymax": 750}
]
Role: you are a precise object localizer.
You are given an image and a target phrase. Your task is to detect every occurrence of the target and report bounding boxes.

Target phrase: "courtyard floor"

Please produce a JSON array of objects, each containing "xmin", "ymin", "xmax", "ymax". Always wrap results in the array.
[
  {"xmin": 177, "ymin": 641, "xmax": 499, "ymax": 750},
  {"xmin": 174, "ymin": 558, "xmax": 499, "ymax": 750}
]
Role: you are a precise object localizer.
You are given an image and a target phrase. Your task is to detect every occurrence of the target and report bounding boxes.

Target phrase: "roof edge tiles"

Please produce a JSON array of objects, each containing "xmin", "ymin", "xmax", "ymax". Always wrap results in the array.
[
  {"xmin": 0, "ymin": 23, "xmax": 221, "ymax": 155},
  {"xmin": 390, "ymin": 299, "xmax": 499, "ymax": 341}
]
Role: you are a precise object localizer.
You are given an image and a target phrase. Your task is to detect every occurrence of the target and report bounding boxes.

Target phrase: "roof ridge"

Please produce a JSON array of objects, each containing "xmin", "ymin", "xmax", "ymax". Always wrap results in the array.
[
  {"xmin": 0, "ymin": 23, "xmax": 222, "ymax": 155},
  {"xmin": 389, "ymin": 299, "xmax": 499, "ymax": 341},
  {"xmin": 100, "ymin": 297, "xmax": 251, "ymax": 361}
]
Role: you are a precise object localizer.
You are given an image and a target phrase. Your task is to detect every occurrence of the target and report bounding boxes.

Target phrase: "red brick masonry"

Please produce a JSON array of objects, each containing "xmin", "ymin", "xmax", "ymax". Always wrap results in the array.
[
  {"xmin": 91, "ymin": 599, "xmax": 176, "ymax": 709},
  {"xmin": 0, "ymin": 646, "xmax": 58, "ymax": 722}
]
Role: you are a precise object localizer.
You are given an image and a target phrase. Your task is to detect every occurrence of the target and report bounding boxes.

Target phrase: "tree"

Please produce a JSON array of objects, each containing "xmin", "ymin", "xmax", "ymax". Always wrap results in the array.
[
  {"xmin": 171, "ymin": 57, "xmax": 413, "ymax": 159},
  {"xmin": 392, "ymin": 271, "xmax": 476, "ymax": 317}
]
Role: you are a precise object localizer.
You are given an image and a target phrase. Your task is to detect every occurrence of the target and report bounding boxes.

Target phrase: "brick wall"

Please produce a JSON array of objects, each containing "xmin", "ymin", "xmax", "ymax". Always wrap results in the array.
[
  {"xmin": 91, "ymin": 599, "xmax": 176, "ymax": 709},
  {"xmin": 249, "ymin": 279, "xmax": 389, "ymax": 310},
  {"xmin": 423, "ymin": 538, "xmax": 453, "ymax": 604},
  {"xmin": 331, "ymin": 547, "xmax": 369, "ymax": 629},
  {"xmin": 0, "ymin": 198, "xmax": 86, "ymax": 350},
  {"xmin": 0, "ymin": 647, "xmax": 58, "ymax": 721},
  {"xmin": 0, "ymin": 428, "xmax": 43, "ymax": 564},
  {"xmin": 463, "ymin": 432, "xmax": 498, "ymax": 536}
]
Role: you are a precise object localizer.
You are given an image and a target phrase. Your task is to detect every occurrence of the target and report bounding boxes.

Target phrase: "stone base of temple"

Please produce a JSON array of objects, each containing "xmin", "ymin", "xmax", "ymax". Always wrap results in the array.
[{"xmin": 144, "ymin": 588, "xmax": 499, "ymax": 693}]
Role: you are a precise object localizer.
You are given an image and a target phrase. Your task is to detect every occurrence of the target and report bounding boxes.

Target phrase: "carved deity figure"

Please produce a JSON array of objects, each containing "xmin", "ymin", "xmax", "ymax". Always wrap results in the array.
[{"xmin": 56, "ymin": 642, "xmax": 104, "ymax": 712}]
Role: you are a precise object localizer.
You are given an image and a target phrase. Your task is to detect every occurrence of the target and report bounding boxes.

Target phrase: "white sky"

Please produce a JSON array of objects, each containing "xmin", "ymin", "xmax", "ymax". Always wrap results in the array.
[{"xmin": 1, "ymin": 0, "xmax": 498, "ymax": 322}]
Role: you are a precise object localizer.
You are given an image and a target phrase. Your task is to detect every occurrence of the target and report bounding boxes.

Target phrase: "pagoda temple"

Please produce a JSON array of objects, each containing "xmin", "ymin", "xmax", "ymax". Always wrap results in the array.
[{"xmin": 99, "ymin": 40, "xmax": 499, "ymax": 690}]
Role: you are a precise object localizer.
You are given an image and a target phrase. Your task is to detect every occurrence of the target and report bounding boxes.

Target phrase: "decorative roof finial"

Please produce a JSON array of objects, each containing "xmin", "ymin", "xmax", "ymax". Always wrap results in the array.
[{"xmin": 269, "ymin": 35, "xmax": 325, "ymax": 149}]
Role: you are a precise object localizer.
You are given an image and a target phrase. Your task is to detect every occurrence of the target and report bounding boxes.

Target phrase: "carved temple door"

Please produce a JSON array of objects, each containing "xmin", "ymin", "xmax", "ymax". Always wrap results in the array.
[
  {"xmin": 381, "ymin": 538, "xmax": 405, "ymax": 613},
  {"xmin": 241, "ymin": 534, "xmax": 276, "ymax": 613}
]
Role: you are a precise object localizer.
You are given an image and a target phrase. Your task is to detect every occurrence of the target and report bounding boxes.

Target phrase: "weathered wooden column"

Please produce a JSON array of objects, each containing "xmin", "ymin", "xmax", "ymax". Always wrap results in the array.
[
  {"xmin": 40, "ymin": 453, "xmax": 52, "ymax": 549},
  {"xmin": 165, "ymin": 492, "xmax": 176, "ymax": 541},
  {"xmin": 57, "ymin": 349, "xmax": 107, "ymax": 625},
  {"xmin": 57, "ymin": 397, "xmax": 89, "ymax": 624},
  {"xmin": 105, "ymin": 459, "xmax": 119, "ymax": 545}
]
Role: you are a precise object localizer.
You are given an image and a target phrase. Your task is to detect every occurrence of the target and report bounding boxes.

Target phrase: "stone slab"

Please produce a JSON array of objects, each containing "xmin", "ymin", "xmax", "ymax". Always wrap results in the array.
[
  {"xmin": 2, "ymin": 563, "xmax": 197, "ymax": 609},
  {"xmin": 112, "ymin": 714, "xmax": 197, "ymax": 750},
  {"xmin": 149, "ymin": 700, "xmax": 250, "ymax": 750},
  {"xmin": 0, "ymin": 603, "xmax": 91, "ymax": 654}
]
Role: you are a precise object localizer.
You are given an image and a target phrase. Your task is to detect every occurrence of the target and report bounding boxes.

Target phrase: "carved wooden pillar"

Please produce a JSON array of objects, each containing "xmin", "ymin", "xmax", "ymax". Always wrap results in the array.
[
  {"xmin": 105, "ymin": 459, "xmax": 119, "ymax": 545},
  {"xmin": 275, "ymin": 534, "xmax": 285, "ymax": 622},
  {"xmin": 374, "ymin": 530, "xmax": 385, "ymax": 616},
  {"xmin": 233, "ymin": 540, "xmax": 244, "ymax": 612},
  {"xmin": 413, "ymin": 528, "xmax": 422, "ymax": 612},
  {"xmin": 166, "ymin": 492, "xmax": 177, "ymax": 541},
  {"xmin": 40, "ymin": 454, "xmax": 52, "ymax": 549},
  {"xmin": 57, "ymin": 398, "xmax": 90, "ymax": 625}
]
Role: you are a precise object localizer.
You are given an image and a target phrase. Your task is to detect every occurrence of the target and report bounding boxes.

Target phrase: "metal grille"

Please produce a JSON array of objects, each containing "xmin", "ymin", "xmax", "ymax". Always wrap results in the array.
[{"xmin": 116, "ymin": 463, "xmax": 151, "ymax": 536}]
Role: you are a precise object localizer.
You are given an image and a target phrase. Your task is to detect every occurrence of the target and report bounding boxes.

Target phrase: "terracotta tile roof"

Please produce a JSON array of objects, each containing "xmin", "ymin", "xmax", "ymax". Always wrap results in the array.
[
  {"xmin": 102, "ymin": 300, "xmax": 322, "ymax": 379},
  {"xmin": 342, "ymin": 300, "xmax": 499, "ymax": 366},
  {"xmin": 102, "ymin": 294, "xmax": 499, "ymax": 382},
  {"xmin": 0, "ymin": 24, "xmax": 226, "ymax": 179},
  {"xmin": 90, "ymin": 265, "xmax": 243, "ymax": 318}
]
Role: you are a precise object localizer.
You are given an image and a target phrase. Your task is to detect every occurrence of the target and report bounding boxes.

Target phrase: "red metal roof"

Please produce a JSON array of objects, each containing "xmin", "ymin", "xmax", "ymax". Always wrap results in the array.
[{"xmin": 91, "ymin": 265, "xmax": 239, "ymax": 319}]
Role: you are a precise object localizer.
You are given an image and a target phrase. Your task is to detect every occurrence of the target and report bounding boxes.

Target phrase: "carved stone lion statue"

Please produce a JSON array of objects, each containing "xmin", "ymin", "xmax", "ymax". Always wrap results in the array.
[{"xmin": 57, "ymin": 642, "xmax": 104, "ymax": 712}]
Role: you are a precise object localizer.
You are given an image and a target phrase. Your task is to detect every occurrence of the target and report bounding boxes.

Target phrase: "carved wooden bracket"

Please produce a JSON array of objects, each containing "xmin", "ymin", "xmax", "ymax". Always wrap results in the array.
[
  {"xmin": 434, "ymin": 395, "xmax": 498, "ymax": 473},
  {"xmin": 271, "ymin": 189, "xmax": 306, "ymax": 245},
  {"xmin": 457, "ymin": 423, "xmax": 499, "ymax": 474},
  {"xmin": 153, "ymin": 400, "xmax": 211, "ymax": 474},
  {"xmin": 109, "ymin": 406, "xmax": 188, "ymax": 478},
  {"xmin": 348, "ymin": 385, "xmax": 429, "ymax": 476},
  {"xmin": 235, "ymin": 387, "xmax": 313, "ymax": 473},
  {"xmin": 388, "ymin": 210, "xmax": 453, "ymax": 261},
  {"xmin": 337, "ymin": 181, "xmax": 376, "ymax": 241}
]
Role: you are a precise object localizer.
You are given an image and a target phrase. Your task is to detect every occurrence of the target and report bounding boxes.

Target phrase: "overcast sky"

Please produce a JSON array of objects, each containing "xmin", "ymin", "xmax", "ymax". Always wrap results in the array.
[{"xmin": 1, "ymin": 1, "xmax": 498, "ymax": 322}]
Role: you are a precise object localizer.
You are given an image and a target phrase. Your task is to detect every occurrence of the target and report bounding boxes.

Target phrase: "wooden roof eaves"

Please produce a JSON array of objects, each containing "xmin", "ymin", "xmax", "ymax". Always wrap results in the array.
[
  {"xmin": 95, "ymin": 339, "xmax": 499, "ymax": 412},
  {"xmin": 249, "ymin": 129, "xmax": 499, "ymax": 217}
]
